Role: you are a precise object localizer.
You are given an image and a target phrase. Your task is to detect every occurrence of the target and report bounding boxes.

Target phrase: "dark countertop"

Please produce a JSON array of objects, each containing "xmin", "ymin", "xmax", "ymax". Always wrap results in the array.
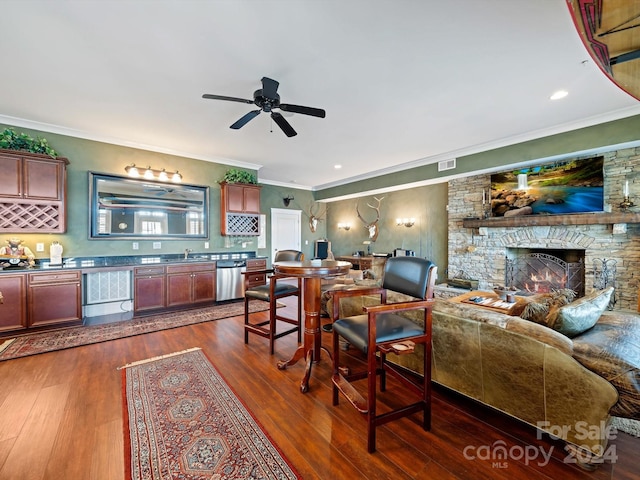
[{"xmin": 0, "ymin": 252, "xmax": 264, "ymax": 273}]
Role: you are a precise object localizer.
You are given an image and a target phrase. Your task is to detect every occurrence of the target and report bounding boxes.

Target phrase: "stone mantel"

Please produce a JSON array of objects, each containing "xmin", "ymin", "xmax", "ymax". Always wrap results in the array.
[{"xmin": 462, "ymin": 212, "xmax": 640, "ymax": 229}]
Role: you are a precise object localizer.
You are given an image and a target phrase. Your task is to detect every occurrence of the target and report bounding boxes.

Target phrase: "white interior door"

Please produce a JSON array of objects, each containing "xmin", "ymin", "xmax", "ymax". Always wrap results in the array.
[{"xmin": 271, "ymin": 208, "xmax": 301, "ymax": 261}]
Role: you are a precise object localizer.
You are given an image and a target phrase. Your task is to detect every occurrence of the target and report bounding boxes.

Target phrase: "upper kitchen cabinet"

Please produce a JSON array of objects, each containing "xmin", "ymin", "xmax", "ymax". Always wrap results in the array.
[
  {"xmin": 219, "ymin": 182, "xmax": 261, "ymax": 236},
  {"xmin": 221, "ymin": 182, "xmax": 261, "ymax": 213},
  {"xmin": 0, "ymin": 150, "xmax": 69, "ymax": 233}
]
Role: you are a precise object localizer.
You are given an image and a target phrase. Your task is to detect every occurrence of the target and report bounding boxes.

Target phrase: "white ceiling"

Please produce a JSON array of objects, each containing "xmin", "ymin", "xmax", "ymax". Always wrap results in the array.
[{"xmin": 2, "ymin": 0, "xmax": 640, "ymax": 191}]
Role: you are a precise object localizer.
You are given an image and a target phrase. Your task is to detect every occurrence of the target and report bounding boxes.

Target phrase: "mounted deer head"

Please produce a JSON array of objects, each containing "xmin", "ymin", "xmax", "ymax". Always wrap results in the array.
[
  {"xmin": 305, "ymin": 202, "xmax": 326, "ymax": 233},
  {"xmin": 356, "ymin": 196, "xmax": 384, "ymax": 241},
  {"xmin": 283, "ymin": 195, "xmax": 294, "ymax": 207}
]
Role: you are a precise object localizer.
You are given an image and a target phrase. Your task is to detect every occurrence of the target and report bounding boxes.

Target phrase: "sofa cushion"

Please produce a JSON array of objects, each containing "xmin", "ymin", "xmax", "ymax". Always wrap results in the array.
[
  {"xmin": 572, "ymin": 310, "xmax": 640, "ymax": 419},
  {"xmin": 549, "ymin": 287, "xmax": 614, "ymax": 338}
]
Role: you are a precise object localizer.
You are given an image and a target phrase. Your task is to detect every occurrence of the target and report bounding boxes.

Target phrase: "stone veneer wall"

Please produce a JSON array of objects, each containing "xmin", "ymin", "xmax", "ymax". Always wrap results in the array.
[{"xmin": 447, "ymin": 147, "xmax": 640, "ymax": 311}]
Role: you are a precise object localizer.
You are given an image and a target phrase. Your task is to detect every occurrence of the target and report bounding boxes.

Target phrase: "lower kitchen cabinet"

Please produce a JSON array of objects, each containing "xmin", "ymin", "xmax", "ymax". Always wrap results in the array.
[
  {"xmin": 134, "ymin": 262, "xmax": 216, "ymax": 315},
  {"xmin": 133, "ymin": 266, "xmax": 166, "ymax": 313},
  {"xmin": 166, "ymin": 263, "xmax": 215, "ymax": 308},
  {"xmin": 27, "ymin": 271, "xmax": 82, "ymax": 328},
  {"xmin": 0, "ymin": 274, "xmax": 27, "ymax": 333},
  {"xmin": 0, "ymin": 258, "xmax": 231, "ymax": 335}
]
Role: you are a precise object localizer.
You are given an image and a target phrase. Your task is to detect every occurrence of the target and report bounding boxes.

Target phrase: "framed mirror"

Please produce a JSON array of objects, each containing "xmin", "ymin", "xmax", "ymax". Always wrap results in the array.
[{"xmin": 89, "ymin": 172, "xmax": 209, "ymax": 239}]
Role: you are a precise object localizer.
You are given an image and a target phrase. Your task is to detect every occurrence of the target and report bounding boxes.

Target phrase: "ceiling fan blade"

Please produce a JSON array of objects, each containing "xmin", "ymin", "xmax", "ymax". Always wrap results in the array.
[
  {"xmin": 202, "ymin": 94, "xmax": 253, "ymax": 104},
  {"xmin": 230, "ymin": 110, "xmax": 261, "ymax": 129},
  {"xmin": 279, "ymin": 104, "xmax": 326, "ymax": 118},
  {"xmin": 271, "ymin": 112, "xmax": 297, "ymax": 137},
  {"xmin": 261, "ymin": 77, "xmax": 279, "ymax": 99}
]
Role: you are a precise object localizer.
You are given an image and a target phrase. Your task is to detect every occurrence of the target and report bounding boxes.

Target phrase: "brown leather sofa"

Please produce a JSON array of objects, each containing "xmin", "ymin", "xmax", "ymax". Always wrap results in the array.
[{"xmin": 327, "ymin": 287, "xmax": 640, "ymax": 463}]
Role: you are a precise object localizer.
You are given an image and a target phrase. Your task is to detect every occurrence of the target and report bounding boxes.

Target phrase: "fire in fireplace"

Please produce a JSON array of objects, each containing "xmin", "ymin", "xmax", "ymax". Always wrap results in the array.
[{"xmin": 505, "ymin": 248, "xmax": 585, "ymax": 297}]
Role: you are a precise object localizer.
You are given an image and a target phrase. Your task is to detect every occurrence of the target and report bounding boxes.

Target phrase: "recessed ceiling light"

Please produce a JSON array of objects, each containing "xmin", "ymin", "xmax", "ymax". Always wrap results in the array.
[
  {"xmin": 334, "ymin": 164, "xmax": 342, "ymax": 169},
  {"xmin": 550, "ymin": 90, "xmax": 569, "ymax": 100}
]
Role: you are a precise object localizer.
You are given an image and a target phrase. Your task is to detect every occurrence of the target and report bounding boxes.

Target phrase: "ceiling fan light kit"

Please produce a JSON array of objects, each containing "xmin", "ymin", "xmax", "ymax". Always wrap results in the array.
[{"xmin": 203, "ymin": 77, "xmax": 325, "ymax": 137}]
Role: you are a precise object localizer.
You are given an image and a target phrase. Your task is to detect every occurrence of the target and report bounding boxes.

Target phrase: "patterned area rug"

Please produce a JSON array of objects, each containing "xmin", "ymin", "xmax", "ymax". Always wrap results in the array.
[
  {"xmin": 121, "ymin": 348, "xmax": 300, "ymax": 480},
  {"xmin": 0, "ymin": 300, "xmax": 271, "ymax": 362}
]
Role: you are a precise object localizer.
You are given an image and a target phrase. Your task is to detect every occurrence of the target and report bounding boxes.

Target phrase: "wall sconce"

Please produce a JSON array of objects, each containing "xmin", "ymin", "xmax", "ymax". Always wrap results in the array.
[
  {"xmin": 338, "ymin": 222, "xmax": 351, "ymax": 231},
  {"xmin": 283, "ymin": 195, "xmax": 294, "ymax": 207},
  {"xmin": 396, "ymin": 217, "xmax": 416, "ymax": 228},
  {"xmin": 125, "ymin": 164, "xmax": 182, "ymax": 183}
]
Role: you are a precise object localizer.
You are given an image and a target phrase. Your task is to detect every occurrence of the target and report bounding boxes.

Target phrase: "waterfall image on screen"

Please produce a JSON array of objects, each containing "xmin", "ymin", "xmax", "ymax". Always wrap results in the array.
[{"xmin": 489, "ymin": 156, "xmax": 604, "ymax": 217}]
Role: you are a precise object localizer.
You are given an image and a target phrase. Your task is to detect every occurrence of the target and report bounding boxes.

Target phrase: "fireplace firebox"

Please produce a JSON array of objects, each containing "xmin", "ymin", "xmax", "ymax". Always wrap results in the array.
[{"xmin": 505, "ymin": 248, "xmax": 585, "ymax": 297}]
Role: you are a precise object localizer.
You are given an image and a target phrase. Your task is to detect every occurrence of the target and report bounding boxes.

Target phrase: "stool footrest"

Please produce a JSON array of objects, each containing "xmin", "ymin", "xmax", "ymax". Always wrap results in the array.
[
  {"xmin": 378, "ymin": 340, "xmax": 415, "ymax": 355},
  {"xmin": 332, "ymin": 373, "xmax": 368, "ymax": 413}
]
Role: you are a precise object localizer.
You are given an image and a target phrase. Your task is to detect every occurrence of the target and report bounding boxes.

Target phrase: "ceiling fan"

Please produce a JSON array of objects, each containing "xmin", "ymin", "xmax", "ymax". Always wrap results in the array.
[{"xmin": 202, "ymin": 77, "xmax": 325, "ymax": 137}]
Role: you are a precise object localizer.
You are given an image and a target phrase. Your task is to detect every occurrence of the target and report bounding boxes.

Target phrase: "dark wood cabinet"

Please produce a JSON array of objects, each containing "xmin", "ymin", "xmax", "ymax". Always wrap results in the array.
[
  {"xmin": 192, "ymin": 269, "xmax": 216, "ymax": 303},
  {"xmin": 0, "ymin": 259, "xmax": 218, "ymax": 335},
  {"xmin": 134, "ymin": 262, "xmax": 216, "ymax": 314},
  {"xmin": 244, "ymin": 258, "xmax": 267, "ymax": 289},
  {"xmin": 220, "ymin": 182, "xmax": 261, "ymax": 235},
  {"xmin": 222, "ymin": 182, "xmax": 261, "ymax": 213},
  {"xmin": 0, "ymin": 149, "xmax": 68, "ymax": 233},
  {"xmin": 0, "ymin": 154, "xmax": 22, "ymax": 198},
  {"xmin": 0, "ymin": 274, "xmax": 27, "ymax": 333},
  {"xmin": 23, "ymin": 157, "xmax": 64, "ymax": 200},
  {"xmin": 27, "ymin": 271, "xmax": 82, "ymax": 328},
  {"xmin": 166, "ymin": 263, "xmax": 215, "ymax": 308},
  {"xmin": 133, "ymin": 266, "xmax": 166, "ymax": 313}
]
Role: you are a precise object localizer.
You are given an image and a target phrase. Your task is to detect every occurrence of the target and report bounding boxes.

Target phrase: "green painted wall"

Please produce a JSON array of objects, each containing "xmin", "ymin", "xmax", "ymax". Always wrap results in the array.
[
  {"xmin": 4, "ymin": 113, "xmax": 639, "ymax": 279},
  {"xmin": 0, "ymin": 123, "xmax": 322, "ymax": 260},
  {"xmin": 258, "ymin": 184, "xmax": 328, "ymax": 260},
  {"xmin": 316, "ymin": 114, "xmax": 640, "ymax": 200},
  {"xmin": 323, "ymin": 185, "xmax": 448, "ymax": 274},
  {"xmin": 0, "ymin": 125, "xmax": 278, "ymax": 258}
]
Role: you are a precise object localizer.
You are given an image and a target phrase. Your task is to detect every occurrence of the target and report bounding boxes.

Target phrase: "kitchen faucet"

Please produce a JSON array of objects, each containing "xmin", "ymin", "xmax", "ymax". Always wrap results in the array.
[{"xmin": 184, "ymin": 248, "xmax": 192, "ymax": 259}]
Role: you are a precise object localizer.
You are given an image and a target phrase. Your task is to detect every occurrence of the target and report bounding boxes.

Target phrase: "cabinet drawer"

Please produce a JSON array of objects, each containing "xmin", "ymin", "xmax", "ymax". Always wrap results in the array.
[
  {"xmin": 246, "ymin": 272, "xmax": 266, "ymax": 285},
  {"xmin": 134, "ymin": 266, "xmax": 165, "ymax": 276},
  {"xmin": 246, "ymin": 259, "xmax": 267, "ymax": 270},
  {"xmin": 28, "ymin": 270, "xmax": 80, "ymax": 284},
  {"xmin": 166, "ymin": 263, "xmax": 214, "ymax": 274}
]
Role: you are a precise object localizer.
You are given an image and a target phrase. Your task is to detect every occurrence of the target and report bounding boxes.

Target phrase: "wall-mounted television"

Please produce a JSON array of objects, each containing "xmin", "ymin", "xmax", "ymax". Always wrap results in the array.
[{"xmin": 490, "ymin": 156, "xmax": 604, "ymax": 217}]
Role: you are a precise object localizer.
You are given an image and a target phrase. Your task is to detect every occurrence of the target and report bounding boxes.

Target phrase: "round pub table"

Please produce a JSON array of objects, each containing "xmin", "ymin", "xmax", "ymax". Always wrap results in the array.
[{"xmin": 274, "ymin": 259, "xmax": 351, "ymax": 393}]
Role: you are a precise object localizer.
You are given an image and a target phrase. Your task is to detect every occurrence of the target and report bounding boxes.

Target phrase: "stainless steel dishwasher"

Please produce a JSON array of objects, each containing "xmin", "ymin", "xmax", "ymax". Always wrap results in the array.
[{"xmin": 216, "ymin": 259, "xmax": 246, "ymax": 301}]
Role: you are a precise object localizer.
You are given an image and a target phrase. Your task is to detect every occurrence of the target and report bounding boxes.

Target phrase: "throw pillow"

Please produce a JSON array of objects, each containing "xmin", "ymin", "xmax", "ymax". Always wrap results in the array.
[
  {"xmin": 520, "ymin": 289, "xmax": 576, "ymax": 326},
  {"xmin": 520, "ymin": 299, "xmax": 551, "ymax": 325},
  {"xmin": 548, "ymin": 287, "xmax": 614, "ymax": 338},
  {"xmin": 544, "ymin": 288, "xmax": 578, "ymax": 326}
]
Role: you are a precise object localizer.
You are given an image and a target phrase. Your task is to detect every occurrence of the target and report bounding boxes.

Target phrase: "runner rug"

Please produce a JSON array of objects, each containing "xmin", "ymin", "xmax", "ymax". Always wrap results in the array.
[
  {"xmin": 0, "ymin": 300, "xmax": 273, "ymax": 362},
  {"xmin": 120, "ymin": 347, "xmax": 300, "ymax": 480}
]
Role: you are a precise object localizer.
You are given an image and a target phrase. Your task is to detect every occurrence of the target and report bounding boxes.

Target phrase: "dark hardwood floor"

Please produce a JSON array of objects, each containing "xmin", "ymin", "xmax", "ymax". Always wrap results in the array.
[{"xmin": 0, "ymin": 298, "xmax": 637, "ymax": 479}]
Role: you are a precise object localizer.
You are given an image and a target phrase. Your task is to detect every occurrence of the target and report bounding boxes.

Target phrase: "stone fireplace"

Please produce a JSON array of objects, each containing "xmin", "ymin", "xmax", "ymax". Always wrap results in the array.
[
  {"xmin": 445, "ymin": 147, "xmax": 640, "ymax": 312},
  {"xmin": 505, "ymin": 248, "xmax": 585, "ymax": 296}
]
